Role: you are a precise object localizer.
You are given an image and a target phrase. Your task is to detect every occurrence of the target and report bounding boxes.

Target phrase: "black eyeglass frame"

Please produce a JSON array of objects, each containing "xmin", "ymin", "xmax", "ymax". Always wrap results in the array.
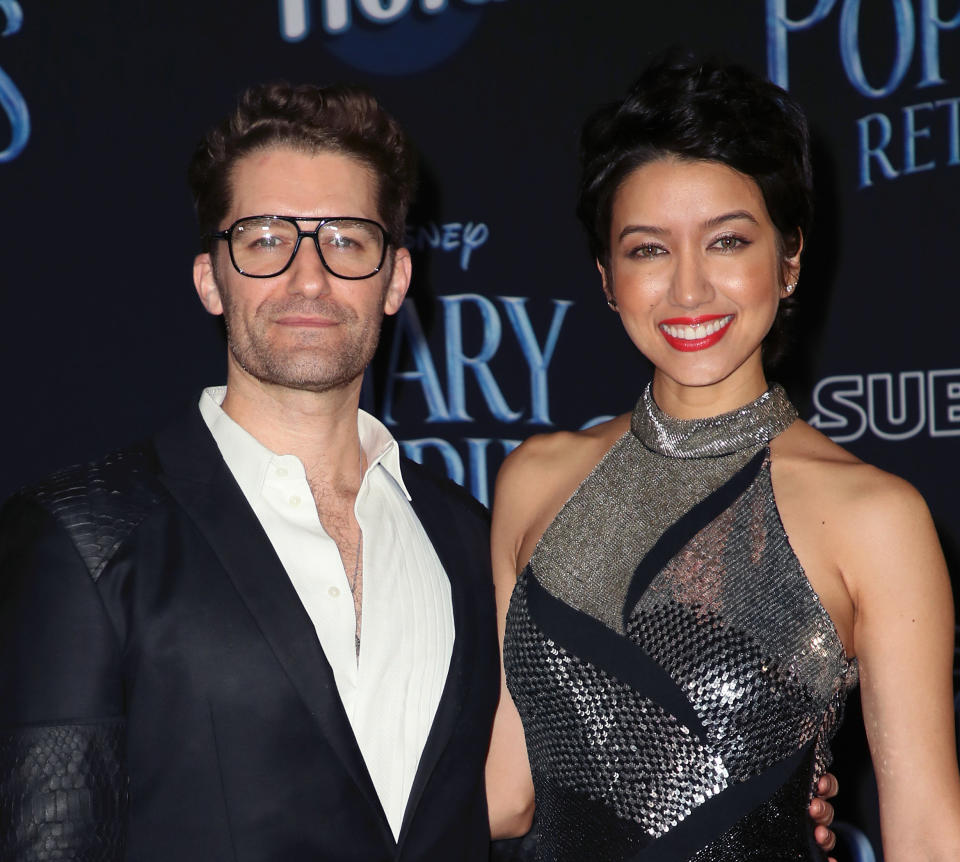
[{"xmin": 209, "ymin": 215, "xmax": 392, "ymax": 280}]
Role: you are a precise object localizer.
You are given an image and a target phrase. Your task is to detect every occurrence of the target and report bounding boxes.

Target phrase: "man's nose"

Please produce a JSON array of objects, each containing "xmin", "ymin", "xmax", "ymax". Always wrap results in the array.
[{"xmin": 286, "ymin": 236, "xmax": 332, "ymax": 296}]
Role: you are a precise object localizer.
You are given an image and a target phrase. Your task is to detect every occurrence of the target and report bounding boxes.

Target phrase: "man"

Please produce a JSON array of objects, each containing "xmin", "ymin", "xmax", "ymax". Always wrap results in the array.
[{"xmin": 0, "ymin": 83, "xmax": 499, "ymax": 860}]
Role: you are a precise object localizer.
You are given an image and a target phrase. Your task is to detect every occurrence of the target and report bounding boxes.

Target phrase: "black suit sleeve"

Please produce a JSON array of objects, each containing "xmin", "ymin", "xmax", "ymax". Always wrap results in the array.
[{"xmin": 0, "ymin": 495, "xmax": 127, "ymax": 861}]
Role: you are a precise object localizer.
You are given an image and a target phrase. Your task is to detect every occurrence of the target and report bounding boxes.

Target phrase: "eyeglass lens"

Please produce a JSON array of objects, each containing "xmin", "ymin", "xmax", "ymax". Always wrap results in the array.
[{"xmin": 230, "ymin": 217, "xmax": 385, "ymax": 278}]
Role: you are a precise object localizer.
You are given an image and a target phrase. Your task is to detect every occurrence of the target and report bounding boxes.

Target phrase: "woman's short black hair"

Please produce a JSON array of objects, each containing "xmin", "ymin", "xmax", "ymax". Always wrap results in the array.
[{"xmin": 577, "ymin": 54, "xmax": 814, "ymax": 367}]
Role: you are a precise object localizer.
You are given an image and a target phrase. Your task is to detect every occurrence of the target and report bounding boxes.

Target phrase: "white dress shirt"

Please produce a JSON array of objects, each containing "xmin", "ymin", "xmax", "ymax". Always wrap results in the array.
[{"xmin": 199, "ymin": 387, "xmax": 455, "ymax": 839}]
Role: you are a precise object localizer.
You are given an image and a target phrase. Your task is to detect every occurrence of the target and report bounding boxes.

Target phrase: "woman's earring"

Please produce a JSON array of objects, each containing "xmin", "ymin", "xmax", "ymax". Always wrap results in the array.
[
  {"xmin": 784, "ymin": 281, "xmax": 797, "ymax": 294},
  {"xmin": 607, "ymin": 297, "xmax": 619, "ymax": 310}
]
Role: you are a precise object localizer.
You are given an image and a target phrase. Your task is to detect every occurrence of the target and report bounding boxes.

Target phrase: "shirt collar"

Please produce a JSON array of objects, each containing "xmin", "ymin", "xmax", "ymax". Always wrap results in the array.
[{"xmin": 198, "ymin": 386, "xmax": 411, "ymax": 501}]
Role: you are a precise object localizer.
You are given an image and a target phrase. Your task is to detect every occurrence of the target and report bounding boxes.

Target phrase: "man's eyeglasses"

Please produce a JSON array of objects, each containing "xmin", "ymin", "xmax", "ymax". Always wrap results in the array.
[{"xmin": 209, "ymin": 216, "xmax": 391, "ymax": 280}]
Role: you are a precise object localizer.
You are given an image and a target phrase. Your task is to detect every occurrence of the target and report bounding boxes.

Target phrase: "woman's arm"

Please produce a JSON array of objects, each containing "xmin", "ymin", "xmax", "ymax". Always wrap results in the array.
[
  {"xmin": 846, "ymin": 474, "xmax": 960, "ymax": 860},
  {"xmin": 485, "ymin": 448, "xmax": 536, "ymax": 839}
]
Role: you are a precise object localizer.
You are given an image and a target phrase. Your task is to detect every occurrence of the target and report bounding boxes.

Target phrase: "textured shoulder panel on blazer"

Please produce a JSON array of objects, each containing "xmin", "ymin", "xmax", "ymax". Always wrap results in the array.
[{"xmin": 23, "ymin": 445, "xmax": 165, "ymax": 582}]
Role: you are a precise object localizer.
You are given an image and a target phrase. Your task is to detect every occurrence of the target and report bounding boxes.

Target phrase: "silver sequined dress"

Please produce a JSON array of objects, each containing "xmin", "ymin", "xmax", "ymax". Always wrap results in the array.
[{"xmin": 503, "ymin": 385, "xmax": 858, "ymax": 862}]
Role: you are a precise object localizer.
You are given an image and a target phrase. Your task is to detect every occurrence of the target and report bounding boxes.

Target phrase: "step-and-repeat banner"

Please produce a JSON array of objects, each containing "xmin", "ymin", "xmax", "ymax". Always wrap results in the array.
[{"xmin": 2, "ymin": 2, "xmax": 958, "ymax": 859}]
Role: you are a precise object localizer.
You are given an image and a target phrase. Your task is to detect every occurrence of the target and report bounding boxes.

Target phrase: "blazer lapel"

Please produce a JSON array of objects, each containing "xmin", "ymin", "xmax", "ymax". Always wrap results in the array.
[
  {"xmin": 152, "ymin": 406, "xmax": 395, "ymax": 846},
  {"xmin": 395, "ymin": 466, "xmax": 479, "ymax": 844}
]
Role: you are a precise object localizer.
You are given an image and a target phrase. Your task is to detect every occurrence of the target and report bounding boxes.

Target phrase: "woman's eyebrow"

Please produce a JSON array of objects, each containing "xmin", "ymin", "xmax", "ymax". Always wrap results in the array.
[
  {"xmin": 702, "ymin": 210, "xmax": 760, "ymax": 229},
  {"xmin": 618, "ymin": 223, "xmax": 667, "ymax": 241}
]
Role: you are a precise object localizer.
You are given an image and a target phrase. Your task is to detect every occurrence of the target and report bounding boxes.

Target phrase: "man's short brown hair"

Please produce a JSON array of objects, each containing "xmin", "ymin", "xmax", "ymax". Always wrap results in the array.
[{"xmin": 188, "ymin": 82, "xmax": 417, "ymax": 252}]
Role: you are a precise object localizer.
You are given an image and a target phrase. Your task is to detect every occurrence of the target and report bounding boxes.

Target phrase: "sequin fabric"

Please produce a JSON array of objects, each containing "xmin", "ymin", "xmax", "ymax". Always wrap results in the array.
[{"xmin": 503, "ymin": 385, "xmax": 858, "ymax": 861}]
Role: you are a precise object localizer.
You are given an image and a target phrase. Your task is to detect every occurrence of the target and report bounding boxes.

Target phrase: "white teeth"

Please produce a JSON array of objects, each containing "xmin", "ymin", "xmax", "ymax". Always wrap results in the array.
[{"xmin": 660, "ymin": 315, "xmax": 733, "ymax": 340}]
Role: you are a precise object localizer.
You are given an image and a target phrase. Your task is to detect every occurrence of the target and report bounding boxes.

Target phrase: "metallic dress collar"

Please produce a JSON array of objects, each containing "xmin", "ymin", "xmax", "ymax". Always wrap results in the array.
[{"xmin": 631, "ymin": 384, "xmax": 798, "ymax": 459}]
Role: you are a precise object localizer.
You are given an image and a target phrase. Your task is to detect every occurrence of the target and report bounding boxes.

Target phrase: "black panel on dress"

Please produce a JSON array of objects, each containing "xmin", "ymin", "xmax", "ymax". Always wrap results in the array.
[
  {"xmin": 622, "ymin": 449, "xmax": 765, "ymax": 627},
  {"xmin": 526, "ymin": 571, "xmax": 705, "ymax": 737}
]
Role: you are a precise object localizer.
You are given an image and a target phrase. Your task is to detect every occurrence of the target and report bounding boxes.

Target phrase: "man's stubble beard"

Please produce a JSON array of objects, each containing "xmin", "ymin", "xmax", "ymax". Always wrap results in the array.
[{"xmin": 220, "ymin": 289, "xmax": 386, "ymax": 394}]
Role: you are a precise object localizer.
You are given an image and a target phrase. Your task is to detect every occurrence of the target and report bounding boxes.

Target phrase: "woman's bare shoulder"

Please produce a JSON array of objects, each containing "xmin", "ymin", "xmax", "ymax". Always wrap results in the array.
[
  {"xmin": 772, "ymin": 419, "xmax": 938, "ymax": 590},
  {"xmin": 492, "ymin": 413, "xmax": 632, "ymax": 571},
  {"xmin": 499, "ymin": 414, "xmax": 631, "ymax": 485},
  {"xmin": 774, "ymin": 419, "xmax": 924, "ymax": 511}
]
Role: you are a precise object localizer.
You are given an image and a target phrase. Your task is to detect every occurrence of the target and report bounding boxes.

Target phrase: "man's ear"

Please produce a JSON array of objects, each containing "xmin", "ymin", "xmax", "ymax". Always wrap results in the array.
[
  {"xmin": 383, "ymin": 246, "xmax": 412, "ymax": 316},
  {"xmin": 193, "ymin": 253, "xmax": 224, "ymax": 316}
]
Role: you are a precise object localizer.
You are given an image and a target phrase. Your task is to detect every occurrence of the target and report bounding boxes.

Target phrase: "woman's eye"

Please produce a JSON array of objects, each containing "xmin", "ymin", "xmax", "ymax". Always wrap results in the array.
[
  {"xmin": 630, "ymin": 244, "xmax": 665, "ymax": 259},
  {"xmin": 712, "ymin": 235, "xmax": 747, "ymax": 251}
]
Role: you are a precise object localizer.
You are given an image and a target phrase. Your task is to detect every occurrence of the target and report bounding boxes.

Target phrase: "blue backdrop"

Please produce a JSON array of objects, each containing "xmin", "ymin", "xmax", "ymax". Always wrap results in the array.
[{"xmin": 2, "ymin": 2, "xmax": 959, "ymax": 859}]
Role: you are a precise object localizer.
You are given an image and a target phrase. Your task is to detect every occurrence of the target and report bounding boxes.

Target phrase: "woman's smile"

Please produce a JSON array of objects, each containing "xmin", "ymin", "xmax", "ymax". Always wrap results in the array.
[{"xmin": 658, "ymin": 313, "xmax": 735, "ymax": 351}]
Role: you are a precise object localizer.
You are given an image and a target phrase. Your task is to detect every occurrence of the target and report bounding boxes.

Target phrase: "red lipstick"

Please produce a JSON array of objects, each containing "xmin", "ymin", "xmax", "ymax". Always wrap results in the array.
[{"xmin": 659, "ymin": 314, "xmax": 733, "ymax": 352}]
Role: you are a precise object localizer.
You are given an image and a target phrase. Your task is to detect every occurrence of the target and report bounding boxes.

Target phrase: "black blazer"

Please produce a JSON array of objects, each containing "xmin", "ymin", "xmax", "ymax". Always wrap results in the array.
[{"xmin": 0, "ymin": 406, "xmax": 500, "ymax": 861}]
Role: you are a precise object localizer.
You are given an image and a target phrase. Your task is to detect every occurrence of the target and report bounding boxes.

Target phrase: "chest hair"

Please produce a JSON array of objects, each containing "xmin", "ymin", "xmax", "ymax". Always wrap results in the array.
[{"xmin": 310, "ymin": 478, "xmax": 364, "ymax": 653}]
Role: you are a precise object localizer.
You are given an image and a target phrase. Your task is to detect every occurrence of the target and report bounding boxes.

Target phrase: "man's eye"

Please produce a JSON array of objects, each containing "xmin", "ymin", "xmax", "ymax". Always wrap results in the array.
[
  {"xmin": 251, "ymin": 235, "xmax": 283, "ymax": 249},
  {"xmin": 325, "ymin": 233, "xmax": 368, "ymax": 253}
]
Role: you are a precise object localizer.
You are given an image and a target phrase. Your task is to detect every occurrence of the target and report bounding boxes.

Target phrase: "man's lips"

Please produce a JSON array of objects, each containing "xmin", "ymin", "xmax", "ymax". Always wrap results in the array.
[
  {"xmin": 275, "ymin": 315, "xmax": 340, "ymax": 327},
  {"xmin": 658, "ymin": 314, "xmax": 734, "ymax": 352}
]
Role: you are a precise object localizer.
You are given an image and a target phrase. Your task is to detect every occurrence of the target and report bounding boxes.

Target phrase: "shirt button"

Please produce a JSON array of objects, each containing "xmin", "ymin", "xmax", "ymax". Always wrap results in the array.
[
  {"xmin": 328, "ymin": 586, "xmax": 340, "ymax": 598},
  {"xmin": 288, "ymin": 495, "xmax": 301, "ymax": 507},
  {"xmin": 275, "ymin": 466, "xmax": 288, "ymax": 478}
]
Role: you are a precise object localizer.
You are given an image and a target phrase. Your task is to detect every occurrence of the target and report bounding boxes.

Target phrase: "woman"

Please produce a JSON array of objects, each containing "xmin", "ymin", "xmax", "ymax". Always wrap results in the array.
[{"xmin": 486, "ymin": 58, "xmax": 960, "ymax": 860}]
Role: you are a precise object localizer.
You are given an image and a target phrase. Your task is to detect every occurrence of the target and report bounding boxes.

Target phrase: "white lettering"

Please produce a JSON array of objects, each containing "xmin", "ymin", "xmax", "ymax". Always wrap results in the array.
[
  {"xmin": 919, "ymin": 0, "xmax": 960, "ymax": 88},
  {"xmin": 867, "ymin": 372, "xmax": 925, "ymax": 439},
  {"xmin": 840, "ymin": 0, "xmax": 915, "ymax": 99},
  {"xmin": 406, "ymin": 220, "xmax": 489, "ymax": 271},
  {"xmin": 929, "ymin": 370, "xmax": 960, "ymax": 436},
  {"xmin": 809, "ymin": 370, "xmax": 960, "ymax": 441},
  {"xmin": 857, "ymin": 99, "xmax": 960, "ymax": 187},
  {"xmin": 767, "ymin": 0, "xmax": 957, "ymax": 96},
  {"xmin": 809, "ymin": 375, "xmax": 868, "ymax": 442},
  {"xmin": 279, "ymin": 0, "xmax": 506, "ymax": 39}
]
